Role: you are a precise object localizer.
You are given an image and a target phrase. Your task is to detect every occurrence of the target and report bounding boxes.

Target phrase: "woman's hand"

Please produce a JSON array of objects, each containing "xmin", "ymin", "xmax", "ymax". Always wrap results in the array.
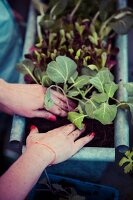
[
  {"xmin": 0, "ymin": 124, "xmax": 94, "ymax": 200},
  {"xmin": 0, "ymin": 79, "xmax": 75, "ymax": 120},
  {"xmin": 26, "ymin": 124, "xmax": 95, "ymax": 165}
]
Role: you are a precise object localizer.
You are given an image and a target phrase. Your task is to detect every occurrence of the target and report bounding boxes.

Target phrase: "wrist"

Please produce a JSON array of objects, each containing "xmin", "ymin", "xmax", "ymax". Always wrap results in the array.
[{"xmin": 25, "ymin": 144, "xmax": 54, "ymax": 168}]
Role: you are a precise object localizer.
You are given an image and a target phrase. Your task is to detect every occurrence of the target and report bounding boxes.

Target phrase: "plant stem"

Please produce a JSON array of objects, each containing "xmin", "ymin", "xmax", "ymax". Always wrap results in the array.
[
  {"xmin": 84, "ymin": 85, "xmax": 94, "ymax": 96},
  {"xmin": 69, "ymin": 0, "xmax": 82, "ymax": 21},
  {"xmin": 67, "ymin": 85, "xmax": 74, "ymax": 91},
  {"xmin": 44, "ymin": 169, "xmax": 54, "ymax": 193},
  {"xmin": 67, "ymin": 84, "xmax": 88, "ymax": 101},
  {"xmin": 23, "ymin": 64, "xmax": 39, "ymax": 84},
  {"xmin": 37, "ymin": 15, "xmax": 43, "ymax": 43},
  {"xmin": 77, "ymin": 87, "xmax": 87, "ymax": 100},
  {"xmin": 91, "ymin": 11, "xmax": 100, "ymax": 25},
  {"xmin": 99, "ymin": 14, "xmax": 114, "ymax": 37},
  {"xmin": 48, "ymin": 85, "xmax": 70, "ymax": 110},
  {"xmin": 116, "ymin": 102, "xmax": 128, "ymax": 108},
  {"xmin": 111, "ymin": 97, "xmax": 121, "ymax": 104},
  {"xmin": 67, "ymin": 95, "xmax": 85, "ymax": 105},
  {"xmin": 67, "ymin": 79, "xmax": 91, "ymax": 101},
  {"xmin": 63, "ymin": 83, "xmax": 67, "ymax": 93},
  {"xmin": 39, "ymin": 3, "xmax": 44, "ymax": 16}
]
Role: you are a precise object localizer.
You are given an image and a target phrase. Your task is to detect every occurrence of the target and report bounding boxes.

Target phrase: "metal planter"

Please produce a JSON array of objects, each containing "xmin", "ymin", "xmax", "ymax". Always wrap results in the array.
[{"xmin": 9, "ymin": 0, "xmax": 129, "ymax": 182}]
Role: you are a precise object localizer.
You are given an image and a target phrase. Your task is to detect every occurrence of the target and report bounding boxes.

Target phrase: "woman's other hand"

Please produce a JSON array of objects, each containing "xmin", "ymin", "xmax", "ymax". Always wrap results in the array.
[
  {"xmin": 0, "ymin": 79, "xmax": 75, "ymax": 120},
  {"xmin": 26, "ymin": 124, "xmax": 95, "ymax": 165}
]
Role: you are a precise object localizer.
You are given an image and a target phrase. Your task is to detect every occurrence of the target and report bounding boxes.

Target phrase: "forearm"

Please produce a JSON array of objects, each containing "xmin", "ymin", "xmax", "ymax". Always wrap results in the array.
[
  {"xmin": 0, "ymin": 79, "xmax": 9, "ymax": 106},
  {"xmin": 0, "ymin": 79, "xmax": 13, "ymax": 114},
  {"xmin": 0, "ymin": 145, "xmax": 53, "ymax": 200}
]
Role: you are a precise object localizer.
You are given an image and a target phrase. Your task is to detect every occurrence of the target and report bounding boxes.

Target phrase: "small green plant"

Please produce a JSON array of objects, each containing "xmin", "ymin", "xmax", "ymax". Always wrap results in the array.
[
  {"xmin": 119, "ymin": 149, "xmax": 133, "ymax": 174},
  {"xmin": 17, "ymin": 0, "xmax": 133, "ymax": 129},
  {"xmin": 17, "ymin": 55, "xmax": 133, "ymax": 129}
]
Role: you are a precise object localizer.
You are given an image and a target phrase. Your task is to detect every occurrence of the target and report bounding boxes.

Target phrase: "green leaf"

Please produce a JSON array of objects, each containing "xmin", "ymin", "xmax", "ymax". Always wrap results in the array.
[
  {"xmin": 34, "ymin": 50, "xmax": 41, "ymax": 63},
  {"xmin": 68, "ymin": 71, "xmax": 78, "ymax": 84},
  {"xmin": 128, "ymin": 97, "xmax": 133, "ymax": 103},
  {"xmin": 76, "ymin": 49, "xmax": 81, "ymax": 58},
  {"xmin": 125, "ymin": 150, "xmax": 133, "ymax": 158},
  {"xmin": 50, "ymin": 0, "xmax": 69, "ymax": 18},
  {"xmin": 119, "ymin": 150, "xmax": 133, "ymax": 173},
  {"xmin": 124, "ymin": 82, "xmax": 133, "ymax": 96},
  {"xmin": 32, "ymin": 0, "xmax": 48, "ymax": 14},
  {"xmin": 101, "ymin": 52, "xmax": 107, "ymax": 68},
  {"xmin": 59, "ymin": 29, "xmax": 66, "ymax": 45},
  {"xmin": 16, "ymin": 59, "xmax": 34, "ymax": 74},
  {"xmin": 49, "ymin": 33, "xmax": 57, "ymax": 47},
  {"xmin": 68, "ymin": 89, "xmax": 79, "ymax": 97},
  {"xmin": 75, "ymin": 22, "xmax": 85, "ymax": 36},
  {"xmin": 47, "ymin": 56, "xmax": 77, "ymax": 84},
  {"xmin": 16, "ymin": 59, "xmax": 38, "ymax": 84},
  {"xmin": 89, "ymin": 77, "xmax": 103, "ymax": 93},
  {"xmin": 85, "ymin": 99, "xmax": 99, "ymax": 119},
  {"xmin": 109, "ymin": 8, "xmax": 133, "ymax": 34},
  {"xmin": 67, "ymin": 112, "xmax": 85, "ymax": 130},
  {"xmin": 93, "ymin": 103, "xmax": 117, "ymax": 124},
  {"xmin": 124, "ymin": 163, "xmax": 133, "ymax": 173},
  {"xmin": 60, "ymin": 29, "xmax": 65, "ymax": 37},
  {"xmin": 44, "ymin": 89, "xmax": 54, "ymax": 110},
  {"xmin": 89, "ymin": 69, "xmax": 114, "ymax": 92},
  {"xmin": 97, "ymin": 68, "xmax": 114, "ymax": 83},
  {"xmin": 119, "ymin": 157, "xmax": 129, "ymax": 166},
  {"xmin": 72, "ymin": 75, "xmax": 90, "ymax": 89},
  {"xmin": 77, "ymin": 104, "xmax": 84, "ymax": 114},
  {"xmin": 78, "ymin": 101, "xmax": 86, "ymax": 114},
  {"xmin": 33, "ymin": 68, "xmax": 42, "ymax": 82},
  {"xmin": 68, "ymin": 48, "xmax": 74, "ymax": 55},
  {"xmin": 87, "ymin": 64, "xmax": 98, "ymax": 71},
  {"xmin": 91, "ymin": 92, "xmax": 108, "ymax": 103},
  {"xmin": 88, "ymin": 35, "xmax": 97, "ymax": 45},
  {"xmin": 81, "ymin": 66, "xmax": 97, "ymax": 77},
  {"xmin": 104, "ymin": 82, "xmax": 118, "ymax": 98},
  {"xmin": 92, "ymin": 32, "xmax": 98, "ymax": 45},
  {"xmin": 40, "ymin": 19, "xmax": 55, "ymax": 29},
  {"xmin": 42, "ymin": 75, "xmax": 53, "ymax": 87}
]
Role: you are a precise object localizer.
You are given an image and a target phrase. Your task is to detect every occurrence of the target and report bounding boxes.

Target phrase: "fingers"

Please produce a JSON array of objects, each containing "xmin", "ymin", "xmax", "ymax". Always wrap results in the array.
[
  {"xmin": 51, "ymin": 94, "xmax": 74, "ymax": 111},
  {"xmin": 72, "ymin": 132, "xmax": 95, "ymax": 155},
  {"xmin": 50, "ymin": 124, "xmax": 76, "ymax": 135},
  {"xmin": 68, "ymin": 126, "xmax": 86, "ymax": 141},
  {"xmin": 33, "ymin": 110, "xmax": 57, "ymax": 121},
  {"xmin": 51, "ymin": 90, "xmax": 76, "ymax": 108},
  {"xmin": 47, "ymin": 104, "xmax": 67, "ymax": 117},
  {"xmin": 29, "ymin": 125, "xmax": 39, "ymax": 135}
]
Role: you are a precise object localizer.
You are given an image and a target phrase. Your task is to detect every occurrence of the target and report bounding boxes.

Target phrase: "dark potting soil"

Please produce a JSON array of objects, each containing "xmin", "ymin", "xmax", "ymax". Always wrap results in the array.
[{"xmin": 25, "ymin": 117, "xmax": 114, "ymax": 147}]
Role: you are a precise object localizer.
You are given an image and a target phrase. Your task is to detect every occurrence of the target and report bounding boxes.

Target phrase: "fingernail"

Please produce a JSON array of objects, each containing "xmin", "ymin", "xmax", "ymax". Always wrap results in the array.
[
  {"xmin": 90, "ymin": 132, "xmax": 95, "ymax": 137},
  {"xmin": 30, "ymin": 125, "xmax": 37, "ymax": 130},
  {"xmin": 49, "ymin": 116, "xmax": 57, "ymax": 121}
]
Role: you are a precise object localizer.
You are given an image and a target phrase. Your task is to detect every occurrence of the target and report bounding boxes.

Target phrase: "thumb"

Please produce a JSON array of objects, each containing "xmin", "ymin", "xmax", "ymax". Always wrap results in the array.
[{"xmin": 29, "ymin": 125, "xmax": 39, "ymax": 135}]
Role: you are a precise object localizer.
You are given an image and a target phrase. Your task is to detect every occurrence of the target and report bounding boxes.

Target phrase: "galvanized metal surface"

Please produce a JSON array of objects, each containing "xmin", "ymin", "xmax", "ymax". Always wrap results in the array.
[
  {"xmin": 10, "ymin": 4, "xmax": 36, "ymax": 143},
  {"xmin": 114, "ymin": 0, "xmax": 129, "ymax": 152},
  {"xmin": 47, "ymin": 148, "xmax": 115, "ymax": 181}
]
